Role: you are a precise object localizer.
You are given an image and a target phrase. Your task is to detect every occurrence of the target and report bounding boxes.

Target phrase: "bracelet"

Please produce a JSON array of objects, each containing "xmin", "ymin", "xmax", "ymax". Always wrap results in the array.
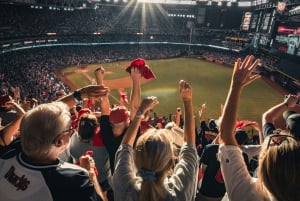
[
  {"xmin": 73, "ymin": 90, "xmax": 82, "ymax": 102},
  {"xmin": 135, "ymin": 110, "xmax": 145, "ymax": 119}
]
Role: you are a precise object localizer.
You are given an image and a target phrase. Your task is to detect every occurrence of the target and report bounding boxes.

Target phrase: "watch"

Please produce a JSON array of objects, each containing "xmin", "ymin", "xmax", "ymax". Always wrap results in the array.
[
  {"xmin": 73, "ymin": 90, "xmax": 82, "ymax": 102},
  {"xmin": 135, "ymin": 110, "xmax": 145, "ymax": 119}
]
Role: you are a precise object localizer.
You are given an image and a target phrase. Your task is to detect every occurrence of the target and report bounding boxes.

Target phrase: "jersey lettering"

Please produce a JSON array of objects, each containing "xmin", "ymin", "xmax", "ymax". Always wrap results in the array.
[{"xmin": 4, "ymin": 166, "xmax": 30, "ymax": 191}]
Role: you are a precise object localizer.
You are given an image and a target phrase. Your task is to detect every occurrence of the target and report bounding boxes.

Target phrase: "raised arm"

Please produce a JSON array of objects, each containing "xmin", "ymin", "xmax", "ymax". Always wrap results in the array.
[
  {"xmin": 262, "ymin": 94, "xmax": 299, "ymax": 126},
  {"xmin": 174, "ymin": 107, "xmax": 182, "ymax": 127},
  {"xmin": 252, "ymin": 122, "xmax": 263, "ymax": 144},
  {"xmin": 129, "ymin": 67, "xmax": 142, "ymax": 120},
  {"xmin": 179, "ymin": 80, "xmax": 195, "ymax": 145},
  {"xmin": 94, "ymin": 66, "xmax": 111, "ymax": 115},
  {"xmin": 198, "ymin": 103, "xmax": 206, "ymax": 123},
  {"xmin": 79, "ymin": 155, "xmax": 108, "ymax": 201},
  {"xmin": 56, "ymin": 85, "xmax": 108, "ymax": 109},
  {"xmin": 219, "ymin": 55, "xmax": 261, "ymax": 145},
  {"xmin": 0, "ymin": 101, "xmax": 25, "ymax": 146},
  {"xmin": 94, "ymin": 66, "xmax": 105, "ymax": 85},
  {"xmin": 121, "ymin": 96, "xmax": 159, "ymax": 146}
]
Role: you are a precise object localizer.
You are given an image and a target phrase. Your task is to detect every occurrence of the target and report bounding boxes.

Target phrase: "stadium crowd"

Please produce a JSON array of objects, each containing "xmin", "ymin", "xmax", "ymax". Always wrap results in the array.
[
  {"xmin": 1, "ymin": 1, "xmax": 300, "ymax": 201},
  {"xmin": 1, "ymin": 48, "xmax": 300, "ymax": 201}
]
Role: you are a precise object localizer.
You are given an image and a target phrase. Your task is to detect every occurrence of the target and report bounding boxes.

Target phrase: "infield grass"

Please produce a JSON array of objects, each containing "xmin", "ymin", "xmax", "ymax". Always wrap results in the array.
[{"xmin": 61, "ymin": 57, "xmax": 283, "ymax": 124}]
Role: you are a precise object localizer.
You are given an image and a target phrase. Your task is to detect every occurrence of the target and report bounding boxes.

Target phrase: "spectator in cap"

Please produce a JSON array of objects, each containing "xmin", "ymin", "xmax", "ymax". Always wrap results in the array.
[
  {"xmin": 112, "ymin": 80, "xmax": 198, "ymax": 201},
  {"xmin": 262, "ymin": 93, "xmax": 300, "ymax": 139},
  {"xmin": 218, "ymin": 55, "xmax": 300, "ymax": 201},
  {"xmin": 94, "ymin": 62, "xmax": 144, "ymax": 173}
]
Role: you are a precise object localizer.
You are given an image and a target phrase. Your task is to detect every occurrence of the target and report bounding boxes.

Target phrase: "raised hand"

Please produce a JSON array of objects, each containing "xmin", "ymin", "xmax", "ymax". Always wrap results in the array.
[
  {"xmin": 179, "ymin": 80, "xmax": 192, "ymax": 102},
  {"xmin": 130, "ymin": 67, "xmax": 142, "ymax": 82},
  {"xmin": 80, "ymin": 85, "xmax": 109, "ymax": 100},
  {"xmin": 232, "ymin": 55, "xmax": 261, "ymax": 88},
  {"xmin": 94, "ymin": 66, "xmax": 105, "ymax": 85},
  {"xmin": 138, "ymin": 96, "xmax": 159, "ymax": 114}
]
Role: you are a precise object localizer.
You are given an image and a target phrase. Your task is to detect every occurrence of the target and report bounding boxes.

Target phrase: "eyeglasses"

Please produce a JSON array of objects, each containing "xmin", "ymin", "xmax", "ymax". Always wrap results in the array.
[
  {"xmin": 52, "ymin": 126, "xmax": 76, "ymax": 145},
  {"xmin": 61, "ymin": 126, "xmax": 76, "ymax": 137},
  {"xmin": 266, "ymin": 134, "xmax": 300, "ymax": 150}
]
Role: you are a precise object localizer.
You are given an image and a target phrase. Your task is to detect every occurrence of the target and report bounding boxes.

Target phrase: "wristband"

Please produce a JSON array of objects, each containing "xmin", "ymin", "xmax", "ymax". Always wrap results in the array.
[
  {"xmin": 73, "ymin": 90, "xmax": 82, "ymax": 102},
  {"xmin": 135, "ymin": 110, "xmax": 145, "ymax": 119}
]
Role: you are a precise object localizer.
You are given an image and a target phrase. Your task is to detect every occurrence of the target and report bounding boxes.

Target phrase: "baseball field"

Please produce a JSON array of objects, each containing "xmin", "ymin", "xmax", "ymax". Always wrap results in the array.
[{"xmin": 59, "ymin": 57, "xmax": 284, "ymax": 125}]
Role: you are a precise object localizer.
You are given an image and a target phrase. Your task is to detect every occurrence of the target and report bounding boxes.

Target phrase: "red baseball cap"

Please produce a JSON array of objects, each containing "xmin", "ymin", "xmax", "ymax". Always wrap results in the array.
[
  {"xmin": 126, "ymin": 58, "xmax": 156, "ymax": 79},
  {"xmin": 78, "ymin": 108, "xmax": 92, "ymax": 120},
  {"xmin": 109, "ymin": 105, "xmax": 130, "ymax": 124}
]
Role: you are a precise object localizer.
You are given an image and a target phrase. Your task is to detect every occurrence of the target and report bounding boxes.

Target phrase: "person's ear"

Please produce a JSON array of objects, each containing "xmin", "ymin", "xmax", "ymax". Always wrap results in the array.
[{"xmin": 54, "ymin": 135, "xmax": 64, "ymax": 147}]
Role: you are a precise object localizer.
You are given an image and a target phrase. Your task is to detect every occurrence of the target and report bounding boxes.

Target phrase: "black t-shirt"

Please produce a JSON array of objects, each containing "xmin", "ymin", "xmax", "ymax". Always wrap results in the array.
[
  {"xmin": 99, "ymin": 115, "xmax": 126, "ymax": 173},
  {"xmin": 199, "ymin": 144, "xmax": 250, "ymax": 198},
  {"xmin": 99, "ymin": 115, "xmax": 141, "ymax": 174},
  {"xmin": 199, "ymin": 144, "xmax": 226, "ymax": 197}
]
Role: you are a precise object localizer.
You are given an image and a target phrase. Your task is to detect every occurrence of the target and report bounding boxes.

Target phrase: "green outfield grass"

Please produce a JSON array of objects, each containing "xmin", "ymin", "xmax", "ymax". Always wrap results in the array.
[{"xmin": 62, "ymin": 58, "xmax": 283, "ymax": 124}]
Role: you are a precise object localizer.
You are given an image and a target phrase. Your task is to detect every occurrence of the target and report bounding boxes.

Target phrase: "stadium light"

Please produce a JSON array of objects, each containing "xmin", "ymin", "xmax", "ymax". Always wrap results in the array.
[
  {"xmin": 137, "ymin": 0, "xmax": 196, "ymax": 5},
  {"xmin": 238, "ymin": 1, "xmax": 251, "ymax": 7}
]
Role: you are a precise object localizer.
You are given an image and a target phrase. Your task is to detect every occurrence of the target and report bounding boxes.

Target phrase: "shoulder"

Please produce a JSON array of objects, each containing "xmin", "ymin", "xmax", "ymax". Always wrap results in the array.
[
  {"xmin": 262, "ymin": 123, "xmax": 275, "ymax": 138},
  {"xmin": 49, "ymin": 162, "xmax": 99, "ymax": 201},
  {"xmin": 0, "ymin": 138, "xmax": 21, "ymax": 159},
  {"xmin": 202, "ymin": 143, "xmax": 219, "ymax": 154},
  {"xmin": 99, "ymin": 115, "xmax": 109, "ymax": 122},
  {"xmin": 52, "ymin": 162, "xmax": 95, "ymax": 189},
  {"xmin": 205, "ymin": 143, "xmax": 219, "ymax": 149}
]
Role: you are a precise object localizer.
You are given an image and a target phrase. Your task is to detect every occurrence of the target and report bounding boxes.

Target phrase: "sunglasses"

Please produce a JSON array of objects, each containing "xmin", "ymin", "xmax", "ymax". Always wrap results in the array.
[{"xmin": 266, "ymin": 134, "xmax": 300, "ymax": 150}]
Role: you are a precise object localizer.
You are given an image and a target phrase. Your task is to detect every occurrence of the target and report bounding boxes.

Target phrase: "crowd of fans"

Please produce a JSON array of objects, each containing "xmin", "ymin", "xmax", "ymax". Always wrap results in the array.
[
  {"xmin": 0, "ymin": 3, "xmax": 195, "ymax": 40},
  {"xmin": 1, "ymin": 2, "xmax": 300, "ymax": 201},
  {"xmin": 1, "ymin": 53, "xmax": 300, "ymax": 201},
  {"xmin": 0, "ymin": 45, "xmax": 241, "ymax": 104}
]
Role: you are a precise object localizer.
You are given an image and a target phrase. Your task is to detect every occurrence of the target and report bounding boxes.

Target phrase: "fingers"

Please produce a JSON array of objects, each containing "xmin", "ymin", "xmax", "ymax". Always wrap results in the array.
[
  {"xmin": 131, "ymin": 67, "xmax": 141, "ymax": 75},
  {"xmin": 79, "ymin": 155, "xmax": 95, "ymax": 171},
  {"xmin": 140, "ymin": 96, "xmax": 159, "ymax": 112},
  {"xmin": 179, "ymin": 80, "xmax": 191, "ymax": 92},
  {"xmin": 232, "ymin": 55, "xmax": 261, "ymax": 88},
  {"xmin": 179, "ymin": 80, "xmax": 192, "ymax": 101},
  {"xmin": 241, "ymin": 55, "xmax": 253, "ymax": 69},
  {"xmin": 233, "ymin": 58, "xmax": 241, "ymax": 73},
  {"xmin": 94, "ymin": 66, "xmax": 105, "ymax": 74}
]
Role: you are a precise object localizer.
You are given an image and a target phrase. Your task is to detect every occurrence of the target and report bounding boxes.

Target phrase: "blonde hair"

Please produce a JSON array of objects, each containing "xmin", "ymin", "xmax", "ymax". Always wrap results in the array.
[
  {"xmin": 20, "ymin": 102, "xmax": 70, "ymax": 158},
  {"xmin": 257, "ymin": 133, "xmax": 300, "ymax": 201},
  {"xmin": 134, "ymin": 128, "xmax": 175, "ymax": 201}
]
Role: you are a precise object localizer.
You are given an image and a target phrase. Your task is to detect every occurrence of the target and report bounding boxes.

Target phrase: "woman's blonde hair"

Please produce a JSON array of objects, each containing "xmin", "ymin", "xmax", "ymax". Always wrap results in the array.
[
  {"xmin": 134, "ymin": 128, "xmax": 175, "ymax": 201},
  {"xmin": 257, "ymin": 132, "xmax": 300, "ymax": 201}
]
